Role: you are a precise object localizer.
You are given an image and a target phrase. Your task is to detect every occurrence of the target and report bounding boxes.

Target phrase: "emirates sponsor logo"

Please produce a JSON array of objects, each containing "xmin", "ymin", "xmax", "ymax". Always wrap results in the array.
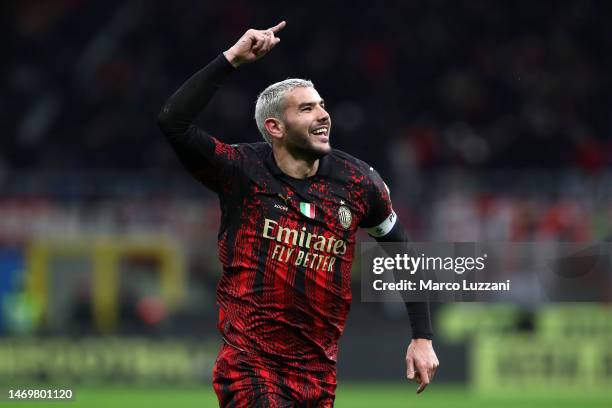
[
  {"xmin": 262, "ymin": 219, "xmax": 347, "ymax": 255},
  {"xmin": 262, "ymin": 218, "xmax": 347, "ymax": 271}
]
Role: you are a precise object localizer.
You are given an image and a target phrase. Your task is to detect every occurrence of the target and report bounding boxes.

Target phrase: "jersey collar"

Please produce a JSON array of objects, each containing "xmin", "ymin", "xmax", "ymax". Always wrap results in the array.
[{"xmin": 265, "ymin": 149, "xmax": 331, "ymax": 179}]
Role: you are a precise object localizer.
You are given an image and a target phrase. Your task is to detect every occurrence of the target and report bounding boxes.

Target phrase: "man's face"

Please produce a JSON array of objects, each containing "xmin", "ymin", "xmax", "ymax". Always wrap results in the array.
[{"xmin": 280, "ymin": 87, "xmax": 331, "ymax": 159}]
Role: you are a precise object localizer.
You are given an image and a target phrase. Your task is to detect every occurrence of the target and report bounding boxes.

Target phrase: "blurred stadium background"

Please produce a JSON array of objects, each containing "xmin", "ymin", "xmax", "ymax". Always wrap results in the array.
[{"xmin": 1, "ymin": 0, "xmax": 612, "ymax": 406}]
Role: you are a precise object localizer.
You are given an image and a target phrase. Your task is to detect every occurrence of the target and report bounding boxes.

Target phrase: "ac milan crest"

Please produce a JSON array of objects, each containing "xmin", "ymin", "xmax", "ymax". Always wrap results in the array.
[{"xmin": 338, "ymin": 205, "xmax": 352, "ymax": 229}]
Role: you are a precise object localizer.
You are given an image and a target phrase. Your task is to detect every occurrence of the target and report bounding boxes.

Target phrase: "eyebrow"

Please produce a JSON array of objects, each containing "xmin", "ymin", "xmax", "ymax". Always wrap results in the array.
[{"xmin": 297, "ymin": 99, "xmax": 325, "ymax": 109}]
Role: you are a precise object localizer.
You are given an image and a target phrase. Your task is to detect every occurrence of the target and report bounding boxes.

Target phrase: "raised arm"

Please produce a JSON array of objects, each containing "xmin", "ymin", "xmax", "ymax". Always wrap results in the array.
[{"xmin": 157, "ymin": 22, "xmax": 285, "ymax": 192}]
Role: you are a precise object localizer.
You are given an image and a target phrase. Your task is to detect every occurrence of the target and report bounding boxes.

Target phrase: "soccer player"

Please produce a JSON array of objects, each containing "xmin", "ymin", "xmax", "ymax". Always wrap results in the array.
[{"xmin": 158, "ymin": 21, "xmax": 439, "ymax": 407}]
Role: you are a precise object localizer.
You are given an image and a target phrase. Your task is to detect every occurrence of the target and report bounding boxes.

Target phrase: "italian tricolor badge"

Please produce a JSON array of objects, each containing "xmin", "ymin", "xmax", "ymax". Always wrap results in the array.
[{"xmin": 299, "ymin": 202, "xmax": 316, "ymax": 219}]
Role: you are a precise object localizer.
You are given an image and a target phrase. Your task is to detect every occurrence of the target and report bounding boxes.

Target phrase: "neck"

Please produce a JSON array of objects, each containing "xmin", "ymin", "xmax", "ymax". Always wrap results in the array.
[{"xmin": 272, "ymin": 145, "xmax": 319, "ymax": 179}]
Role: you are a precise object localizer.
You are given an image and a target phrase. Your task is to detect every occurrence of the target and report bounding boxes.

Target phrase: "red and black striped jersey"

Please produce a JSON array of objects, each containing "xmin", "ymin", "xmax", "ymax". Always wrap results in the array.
[{"xmin": 176, "ymin": 131, "xmax": 393, "ymax": 372}]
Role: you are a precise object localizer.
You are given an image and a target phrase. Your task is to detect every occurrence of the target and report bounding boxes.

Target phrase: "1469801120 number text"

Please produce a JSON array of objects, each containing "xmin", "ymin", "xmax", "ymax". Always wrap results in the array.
[{"xmin": 5, "ymin": 388, "xmax": 74, "ymax": 400}]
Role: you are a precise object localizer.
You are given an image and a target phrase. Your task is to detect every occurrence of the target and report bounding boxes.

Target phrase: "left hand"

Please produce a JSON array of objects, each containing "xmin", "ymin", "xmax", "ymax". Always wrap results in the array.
[{"xmin": 406, "ymin": 338, "xmax": 439, "ymax": 394}]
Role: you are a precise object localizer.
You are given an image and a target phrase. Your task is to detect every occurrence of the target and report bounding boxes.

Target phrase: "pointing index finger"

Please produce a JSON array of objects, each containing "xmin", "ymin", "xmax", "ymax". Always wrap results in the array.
[
  {"xmin": 416, "ymin": 369, "xmax": 430, "ymax": 394},
  {"xmin": 269, "ymin": 21, "xmax": 286, "ymax": 34}
]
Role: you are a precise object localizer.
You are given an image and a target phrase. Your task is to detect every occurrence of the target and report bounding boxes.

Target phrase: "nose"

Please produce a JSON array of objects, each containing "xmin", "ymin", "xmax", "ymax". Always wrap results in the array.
[{"xmin": 317, "ymin": 105, "xmax": 330, "ymax": 123}]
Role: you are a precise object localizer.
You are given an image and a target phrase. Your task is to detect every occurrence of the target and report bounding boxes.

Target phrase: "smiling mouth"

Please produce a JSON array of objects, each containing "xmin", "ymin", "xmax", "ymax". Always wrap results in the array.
[{"xmin": 310, "ymin": 126, "xmax": 329, "ymax": 141}]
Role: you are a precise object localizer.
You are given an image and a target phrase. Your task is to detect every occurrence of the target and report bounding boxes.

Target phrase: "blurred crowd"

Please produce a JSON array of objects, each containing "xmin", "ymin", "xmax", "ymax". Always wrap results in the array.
[
  {"xmin": 2, "ymin": 0, "xmax": 611, "ymax": 177},
  {"xmin": 2, "ymin": 0, "xmax": 612, "ymax": 245}
]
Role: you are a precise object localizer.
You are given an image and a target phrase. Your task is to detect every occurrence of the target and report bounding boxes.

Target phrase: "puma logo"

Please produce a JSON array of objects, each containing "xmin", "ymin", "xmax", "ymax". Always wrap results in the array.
[{"xmin": 274, "ymin": 203, "xmax": 288, "ymax": 212}]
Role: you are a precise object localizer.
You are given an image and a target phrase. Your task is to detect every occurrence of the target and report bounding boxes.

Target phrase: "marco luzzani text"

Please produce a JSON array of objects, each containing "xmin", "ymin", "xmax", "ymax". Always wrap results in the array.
[{"xmin": 371, "ymin": 253, "xmax": 511, "ymax": 292}]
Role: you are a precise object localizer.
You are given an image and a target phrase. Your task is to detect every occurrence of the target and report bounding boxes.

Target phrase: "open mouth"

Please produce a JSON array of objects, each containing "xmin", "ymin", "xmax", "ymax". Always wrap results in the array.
[{"xmin": 310, "ymin": 126, "xmax": 329, "ymax": 142}]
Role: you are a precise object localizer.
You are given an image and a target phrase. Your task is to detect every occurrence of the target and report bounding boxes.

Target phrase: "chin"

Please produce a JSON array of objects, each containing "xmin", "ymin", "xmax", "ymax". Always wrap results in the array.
[
  {"xmin": 310, "ymin": 143, "xmax": 331, "ymax": 158},
  {"xmin": 287, "ymin": 136, "xmax": 331, "ymax": 160},
  {"xmin": 291, "ymin": 146, "xmax": 329, "ymax": 161}
]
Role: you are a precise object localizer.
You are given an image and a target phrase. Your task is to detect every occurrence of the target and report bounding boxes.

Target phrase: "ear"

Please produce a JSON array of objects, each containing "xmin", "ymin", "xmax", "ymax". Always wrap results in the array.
[{"xmin": 264, "ymin": 118, "xmax": 285, "ymax": 141}]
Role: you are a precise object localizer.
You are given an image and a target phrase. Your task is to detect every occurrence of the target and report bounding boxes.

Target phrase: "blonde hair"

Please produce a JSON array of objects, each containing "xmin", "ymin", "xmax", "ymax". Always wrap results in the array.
[{"xmin": 254, "ymin": 78, "xmax": 314, "ymax": 143}]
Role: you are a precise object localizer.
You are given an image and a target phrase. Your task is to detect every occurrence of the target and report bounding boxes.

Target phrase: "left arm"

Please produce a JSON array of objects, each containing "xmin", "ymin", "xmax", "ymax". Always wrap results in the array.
[
  {"xmin": 371, "ymin": 218, "xmax": 439, "ymax": 394},
  {"xmin": 360, "ymin": 169, "xmax": 439, "ymax": 394}
]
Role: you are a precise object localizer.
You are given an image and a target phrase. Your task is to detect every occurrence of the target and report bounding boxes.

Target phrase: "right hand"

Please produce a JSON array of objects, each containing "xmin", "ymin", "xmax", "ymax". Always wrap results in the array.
[{"xmin": 223, "ymin": 21, "xmax": 286, "ymax": 68}]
